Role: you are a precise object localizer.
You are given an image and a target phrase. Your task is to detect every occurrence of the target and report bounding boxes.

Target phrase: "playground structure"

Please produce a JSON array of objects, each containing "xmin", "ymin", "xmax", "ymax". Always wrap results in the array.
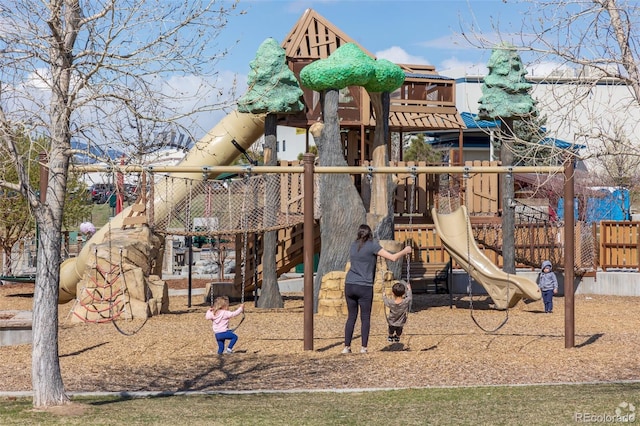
[
  {"xmin": 66, "ymin": 159, "xmax": 573, "ymax": 344},
  {"xmin": 34, "ymin": 7, "xmax": 579, "ymax": 349},
  {"xmin": 59, "ymin": 110, "xmax": 267, "ymax": 322}
]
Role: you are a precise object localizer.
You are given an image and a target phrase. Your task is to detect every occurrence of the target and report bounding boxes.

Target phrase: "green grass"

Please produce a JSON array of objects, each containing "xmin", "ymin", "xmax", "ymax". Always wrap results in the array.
[
  {"xmin": 92, "ymin": 203, "xmax": 113, "ymax": 228},
  {"xmin": 2, "ymin": 383, "xmax": 639, "ymax": 425}
]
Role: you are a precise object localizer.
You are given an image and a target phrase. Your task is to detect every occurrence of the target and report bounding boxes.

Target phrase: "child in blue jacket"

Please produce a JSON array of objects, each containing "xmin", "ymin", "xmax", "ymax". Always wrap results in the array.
[{"xmin": 538, "ymin": 260, "xmax": 558, "ymax": 313}]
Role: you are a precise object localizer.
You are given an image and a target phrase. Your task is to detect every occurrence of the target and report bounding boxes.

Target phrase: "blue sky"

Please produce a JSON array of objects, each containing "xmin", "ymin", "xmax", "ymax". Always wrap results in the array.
[
  {"xmin": 160, "ymin": 0, "xmax": 553, "ymax": 142},
  {"xmin": 217, "ymin": 0, "xmax": 532, "ymax": 80}
]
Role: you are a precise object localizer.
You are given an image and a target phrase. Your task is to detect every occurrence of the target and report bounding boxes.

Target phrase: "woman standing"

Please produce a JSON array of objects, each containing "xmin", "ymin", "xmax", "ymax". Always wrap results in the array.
[{"xmin": 342, "ymin": 224, "xmax": 412, "ymax": 354}]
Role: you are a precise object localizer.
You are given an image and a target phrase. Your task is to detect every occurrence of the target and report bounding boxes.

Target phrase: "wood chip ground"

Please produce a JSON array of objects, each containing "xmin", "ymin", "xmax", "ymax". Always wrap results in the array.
[{"xmin": 1, "ymin": 279, "xmax": 639, "ymax": 392}]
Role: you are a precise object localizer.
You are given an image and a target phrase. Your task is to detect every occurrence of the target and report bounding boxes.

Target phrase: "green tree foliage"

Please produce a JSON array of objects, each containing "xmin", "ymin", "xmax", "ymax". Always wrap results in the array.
[
  {"xmin": 62, "ymin": 170, "xmax": 92, "ymax": 230},
  {"xmin": 300, "ymin": 43, "xmax": 376, "ymax": 91},
  {"xmin": 403, "ymin": 134, "xmax": 442, "ymax": 163},
  {"xmin": 237, "ymin": 38, "xmax": 304, "ymax": 114},
  {"xmin": 297, "ymin": 144, "xmax": 318, "ymax": 161},
  {"xmin": 478, "ymin": 44, "xmax": 537, "ymax": 120},
  {"xmin": 300, "ymin": 43, "xmax": 404, "ymax": 94},
  {"xmin": 0, "ymin": 134, "xmax": 90, "ymax": 273},
  {"xmin": 363, "ymin": 58, "xmax": 405, "ymax": 93}
]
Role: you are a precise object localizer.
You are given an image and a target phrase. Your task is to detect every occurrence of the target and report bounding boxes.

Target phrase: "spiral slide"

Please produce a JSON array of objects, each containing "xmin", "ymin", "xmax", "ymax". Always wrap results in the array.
[
  {"xmin": 432, "ymin": 206, "xmax": 541, "ymax": 310},
  {"xmin": 58, "ymin": 111, "xmax": 266, "ymax": 303}
]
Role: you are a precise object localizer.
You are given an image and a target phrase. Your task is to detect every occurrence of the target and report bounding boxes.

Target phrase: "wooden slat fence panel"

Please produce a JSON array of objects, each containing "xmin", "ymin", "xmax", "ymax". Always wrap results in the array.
[
  {"xmin": 600, "ymin": 221, "xmax": 640, "ymax": 270},
  {"xmin": 464, "ymin": 160, "xmax": 499, "ymax": 215}
]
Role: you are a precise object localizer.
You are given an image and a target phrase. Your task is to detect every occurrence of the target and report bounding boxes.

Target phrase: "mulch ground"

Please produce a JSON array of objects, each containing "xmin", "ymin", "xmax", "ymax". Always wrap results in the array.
[{"xmin": 1, "ymin": 279, "xmax": 639, "ymax": 392}]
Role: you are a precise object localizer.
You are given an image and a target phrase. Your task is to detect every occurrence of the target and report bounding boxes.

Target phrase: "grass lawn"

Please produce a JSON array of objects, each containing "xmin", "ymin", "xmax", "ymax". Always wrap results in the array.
[
  {"xmin": 1, "ymin": 382, "xmax": 638, "ymax": 425},
  {"xmin": 89, "ymin": 202, "xmax": 119, "ymax": 228}
]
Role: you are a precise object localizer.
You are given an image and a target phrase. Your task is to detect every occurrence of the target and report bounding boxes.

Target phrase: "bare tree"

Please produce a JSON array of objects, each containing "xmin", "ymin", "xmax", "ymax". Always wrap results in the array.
[
  {"xmin": 0, "ymin": 0, "xmax": 240, "ymax": 407},
  {"xmin": 467, "ymin": 0, "xmax": 640, "ymax": 191}
]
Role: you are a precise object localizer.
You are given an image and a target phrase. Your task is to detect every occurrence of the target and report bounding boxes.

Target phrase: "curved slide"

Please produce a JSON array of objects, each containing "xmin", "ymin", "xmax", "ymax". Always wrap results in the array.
[
  {"xmin": 432, "ymin": 206, "xmax": 541, "ymax": 310},
  {"xmin": 58, "ymin": 111, "xmax": 266, "ymax": 303}
]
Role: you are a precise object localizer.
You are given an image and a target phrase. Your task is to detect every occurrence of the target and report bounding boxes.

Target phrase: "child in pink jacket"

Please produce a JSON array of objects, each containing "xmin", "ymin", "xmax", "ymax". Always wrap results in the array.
[{"xmin": 206, "ymin": 296, "xmax": 244, "ymax": 354}]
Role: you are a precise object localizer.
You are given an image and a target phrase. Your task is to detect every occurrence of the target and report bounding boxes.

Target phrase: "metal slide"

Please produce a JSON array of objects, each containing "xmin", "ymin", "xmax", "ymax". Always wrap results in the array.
[
  {"xmin": 58, "ymin": 111, "xmax": 266, "ymax": 303},
  {"xmin": 432, "ymin": 206, "xmax": 541, "ymax": 310}
]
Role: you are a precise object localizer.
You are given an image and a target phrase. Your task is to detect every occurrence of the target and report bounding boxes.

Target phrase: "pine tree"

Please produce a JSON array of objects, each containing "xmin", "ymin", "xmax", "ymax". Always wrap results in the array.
[{"xmin": 478, "ymin": 44, "xmax": 537, "ymax": 274}]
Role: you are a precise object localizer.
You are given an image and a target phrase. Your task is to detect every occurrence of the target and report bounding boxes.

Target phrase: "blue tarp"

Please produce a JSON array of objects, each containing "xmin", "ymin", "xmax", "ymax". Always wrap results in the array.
[{"xmin": 558, "ymin": 188, "xmax": 630, "ymax": 222}]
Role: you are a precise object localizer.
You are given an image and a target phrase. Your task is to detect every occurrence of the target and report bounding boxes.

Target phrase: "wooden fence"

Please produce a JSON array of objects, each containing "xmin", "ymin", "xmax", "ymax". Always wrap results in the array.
[
  {"xmin": 394, "ymin": 222, "xmax": 595, "ymax": 271},
  {"xmin": 599, "ymin": 221, "xmax": 640, "ymax": 270}
]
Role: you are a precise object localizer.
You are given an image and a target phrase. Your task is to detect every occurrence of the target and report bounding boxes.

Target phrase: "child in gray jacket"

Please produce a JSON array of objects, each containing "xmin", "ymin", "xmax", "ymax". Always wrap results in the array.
[
  {"xmin": 538, "ymin": 260, "xmax": 558, "ymax": 313},
  {"xmin": 382, "ymin": 281, "xmax": 412, "ymax": 342}
]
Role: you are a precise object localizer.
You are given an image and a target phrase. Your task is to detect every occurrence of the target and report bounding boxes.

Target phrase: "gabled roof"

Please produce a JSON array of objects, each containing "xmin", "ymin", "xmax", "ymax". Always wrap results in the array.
[
  {"xmin": 282, "ymin": 9, "xmax": 373, "ymax": 60},
  {"xmin": 280, "ymin": 9, "xmax": 465, "ymax": 132}
]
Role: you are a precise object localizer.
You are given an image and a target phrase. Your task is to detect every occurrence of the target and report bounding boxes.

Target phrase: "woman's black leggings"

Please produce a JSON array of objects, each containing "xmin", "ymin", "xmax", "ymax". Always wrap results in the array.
[{"xmin": 344, "ymin": 283, "xmax": 373, "ymax": 347}]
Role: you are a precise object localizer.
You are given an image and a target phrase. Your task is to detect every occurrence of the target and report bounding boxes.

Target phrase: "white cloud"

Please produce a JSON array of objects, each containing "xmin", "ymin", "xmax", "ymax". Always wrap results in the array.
[
  {"xmin": 375, "ymin": 46, "xmax": 430, "ymax": 65},
  {"xmin": 438, "ymin": 58, "xmax": 488, "ymax": 78}
]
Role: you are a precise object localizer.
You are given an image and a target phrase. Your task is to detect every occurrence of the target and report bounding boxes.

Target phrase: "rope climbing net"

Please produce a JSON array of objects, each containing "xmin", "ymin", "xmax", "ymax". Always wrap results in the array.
[{"xmin": 149, "ymin": 171, "xmax": 306, "ymax": 237}]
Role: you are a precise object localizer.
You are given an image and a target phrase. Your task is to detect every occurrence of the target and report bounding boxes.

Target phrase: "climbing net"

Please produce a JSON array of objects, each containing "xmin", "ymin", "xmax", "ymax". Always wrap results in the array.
[{"xmin": 149, "ymin": 171, "xmax": 305, "ymax": 237}]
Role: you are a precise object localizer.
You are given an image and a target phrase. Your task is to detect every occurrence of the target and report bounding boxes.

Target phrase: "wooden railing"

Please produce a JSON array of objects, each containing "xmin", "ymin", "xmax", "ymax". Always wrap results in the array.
[{"xmin": 239, "ymin": 221, "xmax": 321, "ymax": 290}]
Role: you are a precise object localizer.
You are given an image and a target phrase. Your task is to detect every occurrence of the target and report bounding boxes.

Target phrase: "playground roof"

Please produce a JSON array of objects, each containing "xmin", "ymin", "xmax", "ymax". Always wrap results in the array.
[
  {"xmin": 282, "ymin": 8, "xmax": 373, "ymax": 60},
  {"xmin": 461, "ymin": 112, "xmax": 499, "ymax": 129}
]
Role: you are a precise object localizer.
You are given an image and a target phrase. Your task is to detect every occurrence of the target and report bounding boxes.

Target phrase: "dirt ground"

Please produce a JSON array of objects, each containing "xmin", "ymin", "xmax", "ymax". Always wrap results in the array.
[{"xmin": 1, "ymin": 278, "xmax": 639, "ymax": 393}]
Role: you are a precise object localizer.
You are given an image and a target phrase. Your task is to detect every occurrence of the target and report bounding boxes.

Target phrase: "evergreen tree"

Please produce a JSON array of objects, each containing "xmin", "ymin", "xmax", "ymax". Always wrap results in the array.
[
  {"xmin": 238, "ymin": 38, "xmax": 304, "ymax": 309},
  {"xmin": 404, "ymin": 134, "xmax": 442, "ymax": 163},
  {"xmin": 478, "ymin": 44, "xmax": 537, "ymax": 274}
]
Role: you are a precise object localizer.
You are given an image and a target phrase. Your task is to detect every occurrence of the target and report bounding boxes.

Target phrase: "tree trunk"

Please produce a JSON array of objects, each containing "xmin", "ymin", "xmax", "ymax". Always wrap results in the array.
[
  {"xmin": 501, "ymin": 118, "xmax": 515, "ymax": 274},
  {"xmin": 258, "ymin": 114, "xmax": 283, "ymax": 308},
  {"xmin": 312, "ymin": 89, "xmax": 366, "ymax": 310},
  {"xmin": 368, "ymin": 92, "xmax": 394, "ymax": 241},
  {"xmin": 2, "ymin": 243, "xmax": 12, "ymax": 275},
  {"xmin": 32, "ymin": 147, "xmax": 69, "ymax": 407}
]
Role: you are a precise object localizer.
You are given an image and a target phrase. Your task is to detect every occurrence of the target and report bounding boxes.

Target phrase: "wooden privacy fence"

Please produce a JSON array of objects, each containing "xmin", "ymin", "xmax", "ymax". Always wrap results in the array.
[{"xmin": 599, "ymin": 221, "xmax": 640, "ymax": 270}]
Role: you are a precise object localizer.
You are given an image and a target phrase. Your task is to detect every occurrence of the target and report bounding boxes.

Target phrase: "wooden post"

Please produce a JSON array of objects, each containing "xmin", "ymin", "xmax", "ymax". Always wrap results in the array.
[
  {"xmin": 564, "ymin": 159, "xmax": 575, "ymax": 349},
  {"xmin": 303, "ymin": 153, "xmax": 315, "ymax": 351}
]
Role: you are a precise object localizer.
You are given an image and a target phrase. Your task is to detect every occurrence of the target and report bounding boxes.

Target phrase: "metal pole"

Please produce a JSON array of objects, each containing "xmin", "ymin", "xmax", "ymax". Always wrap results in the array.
[
  {"xmin": 303, "ymin": 153, "xmax": 315, "ymax": 351},
  {"xmin": 564, "ymin": 159, "xmax": 575, "ymax": 348},
  {"xmin": 72, "ymin": 164, "xmax": 564, "ymax": 175}
]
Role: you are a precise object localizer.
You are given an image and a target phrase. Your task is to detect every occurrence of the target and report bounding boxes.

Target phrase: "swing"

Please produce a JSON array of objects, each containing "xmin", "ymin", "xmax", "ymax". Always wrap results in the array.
[
  {"xmin": 461, "ymin": 171, "xmax": 510, "ymax": 333},
  {"xmin": 405, "ymin": 168, "xmax": 416, "ymax": 312},
  {"xmin": 380, "ymin": 168, "xmax": 416, "ymax": 340},
  {"xmin": 207, "ymin": 174, "xmax": 252, "ymax": 331}
]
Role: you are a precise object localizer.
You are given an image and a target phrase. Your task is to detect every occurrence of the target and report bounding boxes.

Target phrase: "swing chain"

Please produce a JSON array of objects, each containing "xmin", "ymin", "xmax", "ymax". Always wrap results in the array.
[
  {"xmin": 463, "ymin": 171, "xmax": 509, "ymax": 333},
  {"xmin": 240, "ymin": 173, "xmax": 250, "ymax": 306},
  {"xmin": 405, "ymin": 168, "xmax": 417, "ymax": 284}
]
